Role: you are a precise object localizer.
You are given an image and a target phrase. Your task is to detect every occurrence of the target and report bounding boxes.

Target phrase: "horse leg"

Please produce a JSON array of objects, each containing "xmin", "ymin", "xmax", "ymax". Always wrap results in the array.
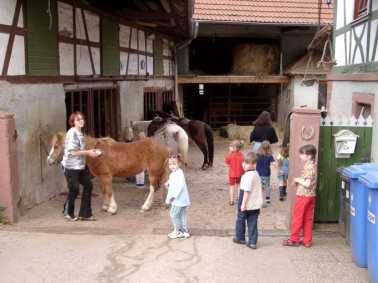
[
  {"xmin": 195, "ymin": 141, "xmax": 209, "ymax": 169},
  {"xmin": 141, "ymin": 175, "xmax": 157, "ymax": 211},
  {"xmin": 99, "ymin": 175, "xmax": 118, "ymax": 214}
]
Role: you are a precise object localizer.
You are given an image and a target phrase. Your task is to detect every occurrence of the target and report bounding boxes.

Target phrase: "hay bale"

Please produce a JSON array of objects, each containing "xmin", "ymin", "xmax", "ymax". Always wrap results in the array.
[
  {"xmin": 231, "ymin": 43, "xmax": 280, "ymax": 75},
  {"xmin": 226, "ymin": 124, "xmax": 254, "ymax": 142}
]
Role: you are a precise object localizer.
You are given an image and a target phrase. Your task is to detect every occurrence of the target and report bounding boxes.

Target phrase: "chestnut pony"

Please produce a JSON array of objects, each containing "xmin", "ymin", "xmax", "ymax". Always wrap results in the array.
[{"xmin": 47, "ymin": 132, "xmax": 169, "ymax": 214}]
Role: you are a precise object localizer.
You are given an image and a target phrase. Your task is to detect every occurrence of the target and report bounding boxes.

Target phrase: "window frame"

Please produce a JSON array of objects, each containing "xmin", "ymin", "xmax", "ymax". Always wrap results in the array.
[{"xmin": 354, "ymin": 0, "xmax": 368, "ymax": 20}]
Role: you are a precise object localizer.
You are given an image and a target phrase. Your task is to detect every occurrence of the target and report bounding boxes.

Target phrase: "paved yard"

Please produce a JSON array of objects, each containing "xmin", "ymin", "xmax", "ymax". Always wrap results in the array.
[{"xmin": 0, "ymin": 136, "xmax": 370, "ymax": 282}]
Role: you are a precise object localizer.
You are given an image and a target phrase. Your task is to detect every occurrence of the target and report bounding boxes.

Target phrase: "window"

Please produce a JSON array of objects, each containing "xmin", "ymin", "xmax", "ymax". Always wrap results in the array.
[
  {"xmin": 354, "ymin": 0, "xmax": 368, "ymax": 19},
  {"xmin": 318, "ymin": 81, "xmax": 328, "ymax": 110},
  {"xmin": 352, "ymin": 92, "xmax": 374, "ymax": 119}
]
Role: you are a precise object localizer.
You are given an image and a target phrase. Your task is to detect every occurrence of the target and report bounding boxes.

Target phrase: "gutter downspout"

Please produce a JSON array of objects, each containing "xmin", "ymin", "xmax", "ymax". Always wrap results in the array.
[{"xmin": 174, "ymin": 0, "xmax": 198, "ymax": 116}]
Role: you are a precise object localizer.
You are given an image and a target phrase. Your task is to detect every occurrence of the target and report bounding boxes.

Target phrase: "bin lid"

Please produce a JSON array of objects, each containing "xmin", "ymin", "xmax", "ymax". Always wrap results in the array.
[
  {"xmin": 359, "ymin": 172, "xmax": 378, "ymax": 189},
  {"xmin": 343, "ymin": 163, "xmax": 378, "ymax": 179}
]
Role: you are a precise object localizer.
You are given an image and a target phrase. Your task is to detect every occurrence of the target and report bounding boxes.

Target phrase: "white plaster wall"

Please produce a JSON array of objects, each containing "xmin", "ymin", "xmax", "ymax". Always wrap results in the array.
[
  {"xmin": 76, "ymin": 44, "xmax": 91, "ymax": 75},
  {"xmin": 120, "ymin": 51, "xmax": 128, "ymax": 75},
  {"xmin": 92, "ymin": 47, "xmax": 101, "ymax": 75},
  {"xmin": 336, "ymin": 0, "xmax": 345, "ymax": 29},
  {"xmin": 147, "ymin": 56, "xmax": 153, "ymax": 75},
  {"xmin": 139, "ymin": 55, "xmax": 146, "ymax": 76},
  {"xmin": 58, "ymin": 1, "xmax": 73, "ymax": 37},
  {"xmin": 345, "ymin": 0, "xmax": 355, "ymax": 25},
  {"xmin": 128, "ymin": 53, "xmax": 138, "ymax": 74},
  {"xmin": 119, "ymin": 25, "xmax": 131, "ymax": 48},
  {"xmin": 292, "ymin": 77, "xmax": 319, "ymax": 109},
  {"xmin": 0, "ymin": 82, "xmax": 66, "ymax": 210},
  {"xmin": 163, "ymin": 59, "xmax": 170, "ymax": 76},
  {"xmin": 335, "ymin": 34, "xmax": 346, "ymax": 66},
  {"xmin": 59, "ymin": 42, "xmax": 74, "ymax": 75},
  {"xmin": 346, "ymin": 30, "xmax": 351, "ymax": 64},
  {"xmin": 8, "ymin": 35, "xmax": 25, "ymax": 75},
  {"xmin": 146, "ymin": 39, "xmax": 153, "ymax": 53},
  {"xmin": 370, "ymin": 20, "xmax": 378, "ymax": 62},
  {"xmin": 0, "ymin": 0, "xmax": 16, "ymax": 26},
  {"xmin": 75, "ymin": 9, "xmax": 99, "ymax": 42},
  {"xmin": 130, "ymin": 28, "xmax": 138, "ymax": 50},
  {"xmin": 162, "ymin": 39, "xmax": 171, "ymax": 56},
  {"xmin": 138, "ymin": 30, "xmax": 145, "ymax": 51},
  {"xmin": 84, "ymin": 10, "xmax": 99, "ymax": 42},
  {"xmin": 373, "ymin": 0, "xmax": 378, "ymax": 11},
  {"xmin": 17, "ymin": 6, "xmax": 23, "ymax": 28},
  {"xmin": 329, "ymin": 81, "xmax": 378, "ymax": 161},
  {"xmin": 118, "ymin": 79, "xmax": 174, "ymax": 129},
  {"xmin": 0, "ymin": 33, "xmax": 10, "ymax": 72}
]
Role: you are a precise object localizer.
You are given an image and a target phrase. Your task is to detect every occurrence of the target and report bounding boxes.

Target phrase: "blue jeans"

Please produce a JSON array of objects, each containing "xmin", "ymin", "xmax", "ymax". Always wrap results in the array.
[
  {"xmin": 235, "ymin": 191, "xmax": 260, "ymax": 245},
  {"xmin": 260, "ymin": 176, "xmax": 271, "ymax": 199},
  {"xmin": 170, "ymin": 205, "xmax": 188, "ymax": 232}
]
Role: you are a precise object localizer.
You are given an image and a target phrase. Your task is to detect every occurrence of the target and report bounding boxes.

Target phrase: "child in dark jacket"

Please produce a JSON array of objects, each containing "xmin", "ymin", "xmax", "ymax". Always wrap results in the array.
[
  {"xmin": 225, "ymin": 140, "xmax": 244, "ymax": 206},
  {"xmin": 256, "ymin": 141, "xmax": 274, "ymax": 205}
]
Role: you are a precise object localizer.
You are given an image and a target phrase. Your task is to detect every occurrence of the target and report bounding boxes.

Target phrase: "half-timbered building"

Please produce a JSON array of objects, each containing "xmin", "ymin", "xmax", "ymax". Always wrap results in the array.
[
  {"xmin": 0, "ymin": 0, "xmax": 192, "ymax": 214},
  {"xmin": 328, "ymin": 0, "xmax": 378, "ymax": 159}
]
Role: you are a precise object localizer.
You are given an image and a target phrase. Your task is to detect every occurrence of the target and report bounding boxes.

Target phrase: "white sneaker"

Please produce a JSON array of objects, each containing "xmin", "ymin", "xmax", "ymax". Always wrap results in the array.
[
  {"xmin": 182, "ymin": 231, "xmax": 191, "ymax": 238},
  {"xmin": 167, "ymin": 230, "xmax": 184, "ymax": 239},
  {"xmin": 64, "ymin": 215, "xmax": 78, "ymax": 221}
]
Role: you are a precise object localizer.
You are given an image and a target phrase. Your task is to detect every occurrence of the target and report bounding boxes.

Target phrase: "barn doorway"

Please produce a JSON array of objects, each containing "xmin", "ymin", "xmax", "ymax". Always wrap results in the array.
[
  {"xmin": 183, "ymin": 83, "xmax": 279, "ymax": 128},
  {"xmin": 65, "ymin": 86, "xmax": 120, "ymax": 139},
  {"xmin": 143, "ymin": 87, "xmax": 175, "ymax": 120}
]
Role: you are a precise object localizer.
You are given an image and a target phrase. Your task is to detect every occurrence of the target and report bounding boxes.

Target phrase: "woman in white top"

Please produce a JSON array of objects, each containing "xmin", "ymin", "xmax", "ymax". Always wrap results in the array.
[{"xmin": 62, "ymin": 111, "xmax": 101, "ymax": 221}]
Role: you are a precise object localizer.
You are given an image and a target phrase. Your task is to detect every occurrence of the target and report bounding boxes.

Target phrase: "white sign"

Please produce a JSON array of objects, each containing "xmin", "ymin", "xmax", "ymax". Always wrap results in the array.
[
  {"xmin": 350, "ymin": 205, "xmax": 356, "ymax": 216},
  {"xmin": 368, "ymin": 210, "xmax": 376, "ymax": 224}
]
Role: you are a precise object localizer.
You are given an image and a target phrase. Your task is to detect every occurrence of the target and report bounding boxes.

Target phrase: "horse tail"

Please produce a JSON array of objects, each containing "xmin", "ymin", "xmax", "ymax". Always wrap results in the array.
[{"xmin": 205, "ymin": 124, "xmax": 214, "ymax": 166}]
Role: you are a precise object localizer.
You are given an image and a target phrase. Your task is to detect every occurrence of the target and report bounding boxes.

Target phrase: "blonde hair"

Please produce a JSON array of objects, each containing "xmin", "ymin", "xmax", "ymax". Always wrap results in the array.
[
  {"xmin": 244, "ymin": 152, "xmax": 257, "ymax": 165},
  {"xmin": 280, "ymin": 146, "xmax": 289, "ymax": 158},
  {"xmin": 258, "ymin": 140, "xmax": 272, "ymax": 155},
  {"xmin": 230, "ymin": 140, "xmax": 243, "ymax": 151}
]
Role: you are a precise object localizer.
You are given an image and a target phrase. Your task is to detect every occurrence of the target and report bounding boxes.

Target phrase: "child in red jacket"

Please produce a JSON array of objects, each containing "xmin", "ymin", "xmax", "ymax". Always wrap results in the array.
[{"xmin": 225, "ymin": 140, "xmax": 244, "ymax": 206}]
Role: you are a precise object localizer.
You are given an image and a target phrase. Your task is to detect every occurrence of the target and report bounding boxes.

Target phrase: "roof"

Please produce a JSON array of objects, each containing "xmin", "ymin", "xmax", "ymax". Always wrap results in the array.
[
  {"xmin": 285, "ymin": 52, "xmax": 332, "ymax": 76},
  {"xmin": 193, "ymin": 0, "xmax": 333, "ymax": 25}
]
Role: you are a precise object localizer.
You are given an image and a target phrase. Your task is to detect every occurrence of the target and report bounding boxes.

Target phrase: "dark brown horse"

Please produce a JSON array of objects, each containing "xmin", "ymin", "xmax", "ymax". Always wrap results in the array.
[{"xmin": 148, "ymin": 113, "xmax": 214, "ymax": 170}]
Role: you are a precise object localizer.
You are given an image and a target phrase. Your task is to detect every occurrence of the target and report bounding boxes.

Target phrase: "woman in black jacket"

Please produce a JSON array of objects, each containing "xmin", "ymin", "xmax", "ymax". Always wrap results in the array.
[{"xmin": 250, "ymin": 111, "xmax": 278, "ymax": 153}]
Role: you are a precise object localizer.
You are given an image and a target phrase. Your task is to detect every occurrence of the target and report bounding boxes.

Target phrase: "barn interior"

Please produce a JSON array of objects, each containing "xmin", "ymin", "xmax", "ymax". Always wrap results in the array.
[{"xmin": 177, "ymin": 23, "xmax": 321, "ymax": 128}]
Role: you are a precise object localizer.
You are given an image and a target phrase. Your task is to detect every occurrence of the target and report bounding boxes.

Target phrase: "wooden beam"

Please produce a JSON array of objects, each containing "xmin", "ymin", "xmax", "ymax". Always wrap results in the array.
[
  {"xmin": 0, "ymin": 24, "xmax": 26, "ymax": 35},
  {"xmin": 327, "ymin": 72, "xmax": 378, "ymax": 81},
  {"xmin": 2, "ymin": 0, "xmax": 22, "ymax": 76},
  {"xmin": 177, "ymin": 75, "xmax": 289, "ymax": 84},
  {"xmin": 80, "ymin": 7, "xmax": 96, "ymax": 75}
]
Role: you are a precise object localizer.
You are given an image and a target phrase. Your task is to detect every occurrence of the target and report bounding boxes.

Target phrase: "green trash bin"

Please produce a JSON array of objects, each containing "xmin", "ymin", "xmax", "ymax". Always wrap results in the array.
[{"xmin": 337, "ymin": 167, "xmax": 351, "ymax": 245}]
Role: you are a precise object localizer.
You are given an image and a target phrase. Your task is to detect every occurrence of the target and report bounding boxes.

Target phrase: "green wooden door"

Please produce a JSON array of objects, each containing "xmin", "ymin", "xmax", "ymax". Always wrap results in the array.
[
  {"xmin": 101, "ymin": 18, "xmax": 120, "ymax": 76},
  {"xmin": 26, "ymin": 0, "xmax": 58, "ymax": 76},
  {"xmin": 315, "ymin": 126, "xmax": 372, "ymax": 222}
]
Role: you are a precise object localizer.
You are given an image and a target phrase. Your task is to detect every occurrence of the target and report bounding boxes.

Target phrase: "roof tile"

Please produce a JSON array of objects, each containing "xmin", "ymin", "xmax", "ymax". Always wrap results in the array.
[{"xmin": 193, "ymin": 0, "xmax": 333, "ymax": 25}]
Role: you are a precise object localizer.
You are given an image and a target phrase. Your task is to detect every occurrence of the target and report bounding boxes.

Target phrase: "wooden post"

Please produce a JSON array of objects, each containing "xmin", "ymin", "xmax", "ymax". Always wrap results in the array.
[
  {"xmin": 286, "ymin": 108, "xmax": 321, "ymax": 229},
  {"xmin": 0, "ymin": 112, "xmax": 19, "ymax": 223}
]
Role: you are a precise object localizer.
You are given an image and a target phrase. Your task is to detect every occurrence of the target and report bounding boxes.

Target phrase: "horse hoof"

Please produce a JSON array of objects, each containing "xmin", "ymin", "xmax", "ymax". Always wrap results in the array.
[
  {"xmin": 141, "ymin": 205, "xmax": 150, "ymax": 211},
  {"xmin": 107, "ymin": 206, "xmax": 117, "ymax": 214},
  {"xmin": 102, "ymin": 205, "xmax": 109, "ymax": 211}
]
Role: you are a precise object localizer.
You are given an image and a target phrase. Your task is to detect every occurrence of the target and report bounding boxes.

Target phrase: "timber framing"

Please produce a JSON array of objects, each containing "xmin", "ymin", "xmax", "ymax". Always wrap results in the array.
[
  {"xmin": 327, "ymin": 72, "xmax": 378, "ymax": 81},
  {"xmin": 0, "ymin": 0, "xmax": 176, "ymax": 83},
  {"xmin": 2, "ymin": 0, "xmax": 23, "ymax": 76},
  {"xmin": 177, "ymin": 75, "xmax": 289, "ymax": 84}
]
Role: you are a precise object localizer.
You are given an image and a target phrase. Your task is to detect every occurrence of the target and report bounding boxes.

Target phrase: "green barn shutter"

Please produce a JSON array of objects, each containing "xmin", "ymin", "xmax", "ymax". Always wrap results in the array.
[
  {"xmin": 26, "ymin": 0, "xmax": 58, "ymax": 76},
  {"xmin": 154, "ymin": 38, "xmax": 163, "ymax": 76},
  {"xmin": 101, "ymin": 18, "xmax": 120, "ymax": 76}
]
